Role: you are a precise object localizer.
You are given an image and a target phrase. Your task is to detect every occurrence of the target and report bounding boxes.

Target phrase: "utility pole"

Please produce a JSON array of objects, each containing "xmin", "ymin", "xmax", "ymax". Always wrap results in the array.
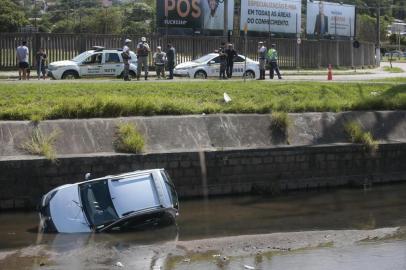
[{"xmin": 376, "ymin": 4, "xmax": 381, "ymax": 65}]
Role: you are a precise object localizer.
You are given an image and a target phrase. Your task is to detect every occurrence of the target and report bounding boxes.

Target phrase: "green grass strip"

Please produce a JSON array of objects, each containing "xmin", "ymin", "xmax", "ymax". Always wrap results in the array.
[{"xmin": 0, "ymin": 81, "xmax": 405, "ymax": 120}]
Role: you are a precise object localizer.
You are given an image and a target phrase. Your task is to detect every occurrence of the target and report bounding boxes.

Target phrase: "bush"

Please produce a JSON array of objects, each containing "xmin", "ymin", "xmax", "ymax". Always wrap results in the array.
[
  {"xmin": 344, "ymin": 121, "xmax": 378, "ymax": 152},
  {"xmin": 270, "ymin": 111, "xmax": 290, "ymax": 132},
  {"xmin": 20, "ymin": 128, "xmax": 60, "ymax": 162},
  {"xmin": 114, "ymin": 123, "xmax": 144, "ymax": 153}
]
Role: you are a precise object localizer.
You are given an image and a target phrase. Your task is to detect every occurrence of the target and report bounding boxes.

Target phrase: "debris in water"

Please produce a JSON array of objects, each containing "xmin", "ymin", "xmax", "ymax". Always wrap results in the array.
[
  {"xmin": 244, "ymin": 265, "xmax": 255, "ymax": 270},
  {"xmin": 183, "ymin": 258, "xmax": 191, "ymax": 263},
  {"xmin": 115, "ymin": 262, "xmax": 124, "ymax": 267},
  {"xmin": 212, "ymin": 254, "xmax": 221, "ymax": 258}
]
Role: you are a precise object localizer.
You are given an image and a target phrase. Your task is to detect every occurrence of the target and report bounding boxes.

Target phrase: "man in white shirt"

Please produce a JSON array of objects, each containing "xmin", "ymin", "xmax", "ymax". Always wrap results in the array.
[
  {"xmin": 16, "ymin": 41, "xmax": 29, "ymax": 80},
  {"xmin": 122, "ymin": 39, "xmax": 132, "ymax": 81}
]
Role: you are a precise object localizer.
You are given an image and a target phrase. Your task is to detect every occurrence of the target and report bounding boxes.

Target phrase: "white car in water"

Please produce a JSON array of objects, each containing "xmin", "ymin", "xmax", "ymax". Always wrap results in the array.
[
  {"xmin": 173, "ymin": 53, "xmax": 260, "ymax": 79},
  {"xmin": 47, "ymin": 47, "xmax": 137, "ymax": 80},
  {"xmin": 39, "ymin": 169, "xmax": 179, "ymax": 233}
]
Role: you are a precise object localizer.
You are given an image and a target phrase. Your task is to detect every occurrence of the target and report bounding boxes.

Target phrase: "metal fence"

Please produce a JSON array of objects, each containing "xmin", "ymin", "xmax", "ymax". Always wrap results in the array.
[{"xmin": 0, "ymin": 33, "xmax": 376, "ymax": 69}]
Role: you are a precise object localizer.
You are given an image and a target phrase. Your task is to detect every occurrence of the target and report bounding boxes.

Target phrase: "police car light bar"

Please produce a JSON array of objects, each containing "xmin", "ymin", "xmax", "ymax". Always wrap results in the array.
[{"xmin": 92, "ymin": 46, "xmax": 105, "ymax": 51}]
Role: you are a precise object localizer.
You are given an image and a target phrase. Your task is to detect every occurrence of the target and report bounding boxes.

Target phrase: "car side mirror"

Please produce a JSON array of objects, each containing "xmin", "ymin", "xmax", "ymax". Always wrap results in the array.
[{"xmin": 208, "ymin": 60, "xmax": 215, "ymax": 65}]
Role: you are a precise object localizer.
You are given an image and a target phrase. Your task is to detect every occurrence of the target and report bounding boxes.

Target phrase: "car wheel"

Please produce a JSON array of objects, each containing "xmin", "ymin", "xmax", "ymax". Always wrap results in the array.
[
  {"xmin": 244, "ymin": 70, "xmax": 255, "ymax": 79},
  {"xmin": 194, "ymin": 70, "xmax": 207, "ymax": 79},
  {"xmin": 62, "ymin": 71, "xmax": 79, "ymax": 80}
]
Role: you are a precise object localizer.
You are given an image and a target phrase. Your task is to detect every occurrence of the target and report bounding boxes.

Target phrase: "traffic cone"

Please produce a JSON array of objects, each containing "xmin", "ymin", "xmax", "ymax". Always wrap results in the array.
[{"xmin": 327, "ymin": 64, "xmax": 333, "ymax": 81}]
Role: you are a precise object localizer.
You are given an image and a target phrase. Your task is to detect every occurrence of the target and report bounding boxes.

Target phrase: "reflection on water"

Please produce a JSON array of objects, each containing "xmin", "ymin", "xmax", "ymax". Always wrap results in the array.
[{"xmin": 0, "ymin": 183, "xmax": 406, "ymax": 269}]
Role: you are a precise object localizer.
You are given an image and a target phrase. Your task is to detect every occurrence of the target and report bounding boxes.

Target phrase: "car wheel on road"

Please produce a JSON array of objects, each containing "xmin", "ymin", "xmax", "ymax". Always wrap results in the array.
[
  {"xmin": 62, "ymin": 71, "xmax": 79, "ymax": 80},
  {"xmin": 244, "ymin": 70, "xmax": 255, "ymax": 79},
  {"xmin": 129, "ymin": 71, "xmax": 136, "ymax": 79},
  {"xmin": 194, "ymin": 70, "xmax": 207, "ymax": 79}
]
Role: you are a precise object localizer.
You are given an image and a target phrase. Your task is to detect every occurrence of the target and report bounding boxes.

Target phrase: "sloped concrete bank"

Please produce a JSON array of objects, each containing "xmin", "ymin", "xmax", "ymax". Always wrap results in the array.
[{"xmin": 0, "ymin": 112, "xmax": 406, "ymax": 210}]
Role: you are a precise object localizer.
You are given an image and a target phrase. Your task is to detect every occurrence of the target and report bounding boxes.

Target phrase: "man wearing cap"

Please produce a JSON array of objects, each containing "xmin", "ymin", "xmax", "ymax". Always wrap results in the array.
[
  {"xmin": 122, "ymin": 39, "xmax": 132, "ymax": 81},
  {"xmin": 136, "ymin": 37, "xmax": 150, "ymax": 80},
  {"xmin": 267, "ymin": 44, "xmax": 282, "ymax": 80},
  {"xmin": 257, "ymin": 41, "xmax": 267, "ymax": 80},
  {"xmin": 153, "ymin": 46, "xmax": 166, "ymax": 79}
]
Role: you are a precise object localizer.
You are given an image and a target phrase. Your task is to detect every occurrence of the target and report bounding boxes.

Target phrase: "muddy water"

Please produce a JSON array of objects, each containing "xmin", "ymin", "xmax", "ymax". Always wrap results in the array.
[{"xmin": 1, "ymin": 183, "xmax": 406, "ymax": 269}]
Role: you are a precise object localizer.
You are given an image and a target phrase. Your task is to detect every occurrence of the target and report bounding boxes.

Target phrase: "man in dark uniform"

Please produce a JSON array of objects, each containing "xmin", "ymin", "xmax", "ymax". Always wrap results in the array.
[
  {"xmin": 166, "ymin": 42, "xmax": 176, "ymax": 80},
  {"xmin": 225, "ymin": 43, "xmax": 237, "ymax": 78},
  {"xmin": 219, "ymin": 42, "xmax": 227, "ymax": 79}
]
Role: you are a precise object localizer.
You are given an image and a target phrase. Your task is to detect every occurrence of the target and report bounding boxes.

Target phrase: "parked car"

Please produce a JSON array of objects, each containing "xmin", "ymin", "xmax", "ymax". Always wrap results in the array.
[
  {"xmin": 39, "ymin": 169, "xmax": 179, "ymax": 233},
  {"xmin": 173, "ymin": 53, "xmax": 260, "ymax": 79},
  {"xmin": 384, "ymin": 50, "xmax": 404, "ymax": 58},
  {"xmin": 47, "ymin": 47, "xmax": 137, "ymax": 80}
]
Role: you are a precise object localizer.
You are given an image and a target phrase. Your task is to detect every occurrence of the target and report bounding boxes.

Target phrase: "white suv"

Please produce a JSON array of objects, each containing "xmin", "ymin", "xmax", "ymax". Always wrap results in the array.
[{"xmin": 47, "ymin": 47, "xmax": 137, "ymax": 80}]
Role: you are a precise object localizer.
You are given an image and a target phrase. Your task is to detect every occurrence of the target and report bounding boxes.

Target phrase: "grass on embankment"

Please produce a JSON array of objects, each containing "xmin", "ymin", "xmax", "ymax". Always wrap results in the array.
[
  {"xmin": 0, "ymin": 81, "xmax": 405, "ymax": 120},
  {"xmin": 383, "ymin": 66, "xmax": 404, "ymax": 73}
]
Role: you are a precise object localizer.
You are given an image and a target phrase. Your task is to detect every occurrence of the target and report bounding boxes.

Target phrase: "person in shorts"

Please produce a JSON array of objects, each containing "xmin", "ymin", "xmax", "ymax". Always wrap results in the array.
[{"xmin": 16, "ymin": 41, "xmax": 29, "ymax": 80}]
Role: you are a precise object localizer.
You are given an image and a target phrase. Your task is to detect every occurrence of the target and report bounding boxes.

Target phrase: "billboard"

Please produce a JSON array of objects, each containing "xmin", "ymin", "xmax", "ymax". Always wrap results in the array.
[
  {"xmin": 306, "ymin": 0, "xmax": 356, "ymax": 37},
  {"xmin": 239, "ymin": 0, "xmax": 302, "ymax": 34},
  {"xmin": 156, "ymin": 0, "xmax": 234, "ymax": 31}
]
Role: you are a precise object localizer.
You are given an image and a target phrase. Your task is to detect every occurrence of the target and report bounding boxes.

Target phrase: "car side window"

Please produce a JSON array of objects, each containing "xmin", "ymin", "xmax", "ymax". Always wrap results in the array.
[
  {"xmin": 105, "ymin": 53, "xmax": 120, "ymax": 63},
  {"xmin": 211, "ymin": 56, "xmax": 220, "ymax": 64},
  {"xmin": 83, "ymin": 53, "xmax": 102, "ymax": 65},
  {"xmin": 233, "ymin": 56, "xmax": 245, "ymax": 63}
]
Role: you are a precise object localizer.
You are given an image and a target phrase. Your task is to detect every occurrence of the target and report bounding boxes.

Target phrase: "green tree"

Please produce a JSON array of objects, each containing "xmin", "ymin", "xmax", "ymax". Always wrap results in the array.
[{"xmin": 0, "ymin": 0, "xmax": 28, "ymax": 32}]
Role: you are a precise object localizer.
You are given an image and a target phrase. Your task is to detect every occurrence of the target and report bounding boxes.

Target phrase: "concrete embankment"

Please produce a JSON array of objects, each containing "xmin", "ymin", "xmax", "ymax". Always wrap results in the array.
[{"xmin": 0, "ymin": 111, "xmax": 406, "ymax": 209}]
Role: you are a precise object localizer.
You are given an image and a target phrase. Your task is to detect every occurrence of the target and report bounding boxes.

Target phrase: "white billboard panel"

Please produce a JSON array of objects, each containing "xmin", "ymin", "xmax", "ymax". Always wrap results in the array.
[
  {"xmin": 306, "ymin": 0, "xmax": 355, "ymax": 37},
  {"xmin": 240, "ymin": 0, "xmax": 302, "ymax": 34}
]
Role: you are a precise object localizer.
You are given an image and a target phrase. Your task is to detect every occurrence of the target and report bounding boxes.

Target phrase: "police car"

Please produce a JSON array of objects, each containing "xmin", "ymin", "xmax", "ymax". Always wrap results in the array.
[
  {"xmin": 173, "ymin": 53, "xmax": 259, "ymax": 79},
  {"xmin": 47, "ymin": 47, "xmax": 137, "ymax": 80}
]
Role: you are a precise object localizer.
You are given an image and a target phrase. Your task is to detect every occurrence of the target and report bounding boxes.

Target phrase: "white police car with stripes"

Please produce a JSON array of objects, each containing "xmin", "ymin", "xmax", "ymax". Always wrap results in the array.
[
  {"xmin": 47, "ymin": 47, "xmax": 137, "ymax": 80},
  {"xmin": 174, "ymin": 53, "xmax": 259, "ymax": 79}
]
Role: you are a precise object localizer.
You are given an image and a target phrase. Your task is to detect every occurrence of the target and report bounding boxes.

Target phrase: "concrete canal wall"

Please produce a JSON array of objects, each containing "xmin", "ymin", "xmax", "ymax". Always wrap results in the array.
[{"xmin": 0, "ymin": 112, "xmax": 406, "ymax": 210}]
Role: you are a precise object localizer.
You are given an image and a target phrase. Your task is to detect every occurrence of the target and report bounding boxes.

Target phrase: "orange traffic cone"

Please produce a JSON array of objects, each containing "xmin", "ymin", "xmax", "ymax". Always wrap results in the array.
[{"xmin": 327, "ymin": 64, "xmax": 333, "ymax": 81}]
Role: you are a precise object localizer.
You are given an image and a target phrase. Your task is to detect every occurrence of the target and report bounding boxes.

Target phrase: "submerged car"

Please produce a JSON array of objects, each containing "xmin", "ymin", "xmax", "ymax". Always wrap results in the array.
[
  {"xmin": 47, "ymin": 47, "xmax": 137, "ymax": 80},
  {"xmin": 39, "ymin": 169, "xmax": 179, "ymax": 233},
  {"xmin": 173, "ymin": 53, "xmax": 260, "ymax": 79}
]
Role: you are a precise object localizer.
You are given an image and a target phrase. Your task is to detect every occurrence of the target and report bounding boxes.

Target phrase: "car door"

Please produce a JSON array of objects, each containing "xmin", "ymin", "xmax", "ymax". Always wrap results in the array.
[
  {"xmin": 103, "ymin": 52, "xmax": 122, "ymax": 76},
  {"xmin": 232, "ymin": 55, "xmax": 246, "ymax": 76},
  {"xmin": 206, "ymin": 56, "xmax": 221, "ymax": 77},
  {"xmin": 79, "ymin": 53, "xmax": 103, "ymax": 77}
]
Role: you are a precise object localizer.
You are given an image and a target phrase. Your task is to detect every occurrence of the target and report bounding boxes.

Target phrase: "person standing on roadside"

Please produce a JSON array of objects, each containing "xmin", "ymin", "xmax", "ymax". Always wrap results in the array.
[
  {"xmin": 225, "ymin": 43, "xmax": 237, "ymax": 78},
  {"xmin": 218, "ymin": 42, "xmax": 227, "ymax": 79},
  {"xmin": 267, "ymin": 44, "xmax": 282, "ymax": 80},
  {"xmin": 166, "ymin": 42, "xmax": 176, "ymax": 80},
  {"xmin": 35, "ymin": 48, "xmax": 47, "ymax": 80},
  {"xmin": 136, "ymin": 37, "xmax": 150, "ymax": 80},
  {"xmin": 153, "ymin": 46, "xmax": 166, "ymax": 80},
  {"xmin": 122, "ymin": 39, "xmax": 132, "ymax": 81},
  {"xmin": 257, "ymin": 41, "xmax": 267, "ymax": 80},
  {"xmin": 16, "ymin": 41, "xmax": 29, "ymax": 80}
]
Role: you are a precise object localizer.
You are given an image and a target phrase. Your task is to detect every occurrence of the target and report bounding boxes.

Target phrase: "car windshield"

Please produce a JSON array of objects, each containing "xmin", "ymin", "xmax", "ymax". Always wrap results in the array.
[
  {"xmin": 193, "ymin": 54, "xmax": 215, "ymax": 63},
  {"xmin": 72, "ymin": 51, "xmax": 93, "ymax": 63},
  {"xmin": 79, "ymin": 180, "xmax": 119, "ymax": 228}
]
